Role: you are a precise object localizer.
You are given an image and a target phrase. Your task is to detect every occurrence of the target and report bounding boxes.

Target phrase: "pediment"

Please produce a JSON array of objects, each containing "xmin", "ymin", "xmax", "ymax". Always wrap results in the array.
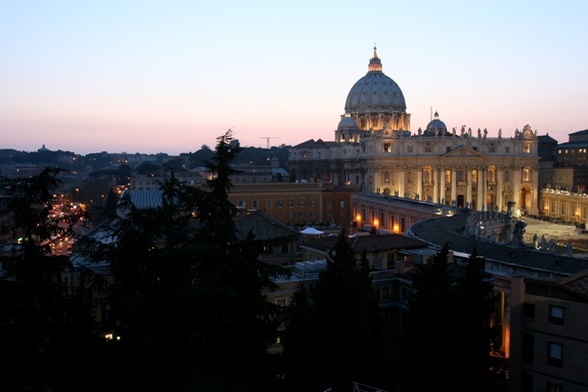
[{"xmin": 442, "ymin": 145, "xmax": 485, "ymax": 158}]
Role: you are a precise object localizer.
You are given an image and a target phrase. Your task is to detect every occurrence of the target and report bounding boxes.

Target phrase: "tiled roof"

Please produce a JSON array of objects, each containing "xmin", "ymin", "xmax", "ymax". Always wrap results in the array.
[
  {"xmin": 233, "ymin": 211, "xmax": 300, "ymax": 241},
  {"xmin": 124, "ymin": 190, "xmax": 164, "ymax": 209},
  {"xmin": 409, "ymin": 212, "xmax": 588, "ymax": 276},
  {"xmin": 302, "ymin": 233, "xmax": 430, "ymax": 253},
  {"xmin": 292, "ymin": 139, "xmax": 335, "ymax": 149}
]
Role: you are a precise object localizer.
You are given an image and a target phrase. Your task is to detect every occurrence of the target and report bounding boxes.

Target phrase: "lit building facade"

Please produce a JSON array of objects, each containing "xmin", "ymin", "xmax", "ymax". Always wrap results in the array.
[{"xmin": 288, "ymin": 47, "xmax": 540, "ymax": 215}]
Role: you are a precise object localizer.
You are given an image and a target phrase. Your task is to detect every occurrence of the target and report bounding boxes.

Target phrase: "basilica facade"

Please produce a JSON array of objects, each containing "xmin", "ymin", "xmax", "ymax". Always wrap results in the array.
[{"xmin": 288, "ymin": 47, "xmax": 540, "ymax": 215}]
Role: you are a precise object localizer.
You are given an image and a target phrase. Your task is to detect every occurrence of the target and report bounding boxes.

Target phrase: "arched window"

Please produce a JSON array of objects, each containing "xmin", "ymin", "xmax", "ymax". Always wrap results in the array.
[
  {"xmin": 472, "ymin": 170, "xmax": 478, "ymax": 184},
  {"xmin": 384, "ymin": 171, "xmax": 390, "ymax": 183},
  {"xmin": 423, "ymin": 167, "xmax": 432, "ymax": 183},
  {"xmin": 445, "ymin": 170, "xmax": 451, "ymax": 184},
  {"xmin": 488, "ymin": 167, "xmax": 496, "ymax": 183}
]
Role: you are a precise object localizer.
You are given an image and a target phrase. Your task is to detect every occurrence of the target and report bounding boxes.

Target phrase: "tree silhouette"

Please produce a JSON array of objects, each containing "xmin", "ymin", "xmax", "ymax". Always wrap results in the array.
[
  {"xmin": 77, "ymin": 130, "xmax": 283, "ymax": 391},
  {"xmin": 401, "ymin": 244, "xmax": 499, "ymax": 391},
  {"xmin": 0, "ymin": 167, "xmax": 95, "ymax": 391},
  {"xmin": 281, "ymin": 230, "xmax": 383, "ymax": 392}
]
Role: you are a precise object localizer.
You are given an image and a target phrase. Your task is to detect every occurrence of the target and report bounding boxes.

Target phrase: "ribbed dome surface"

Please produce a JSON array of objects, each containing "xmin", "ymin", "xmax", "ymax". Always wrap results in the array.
[
  {"xmin": 344, "ymin": 48, "xmax": 406, "ymax": 114},
  {"xmin": 337, "ymin": 116, "xmax": 359, "ymax": 131}
]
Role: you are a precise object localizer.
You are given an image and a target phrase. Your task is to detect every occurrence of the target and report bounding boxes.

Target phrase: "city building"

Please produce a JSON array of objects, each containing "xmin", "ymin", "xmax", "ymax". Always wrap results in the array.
[
  {"xmin": 540, "ymin": 129, "xmax": 588, "ymax": 194},
  {"xmin": 288, "ymin": 47, "xmax": 541, "ymax": 215},
  {"xmin": 351, "ymin": 191, "xmax": 458, "ymax": 234},
  {"xmin": 226, "ymin": 181, "xmax": 357, "ymax": 228},
  {"xmin": 409, "ymin": 210, "xmax": 588, "ymax": 392}
]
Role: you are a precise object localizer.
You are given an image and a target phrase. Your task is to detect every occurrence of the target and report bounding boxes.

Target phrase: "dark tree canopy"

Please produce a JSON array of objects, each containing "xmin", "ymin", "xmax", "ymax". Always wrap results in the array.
[
  {"xmin": 401, "ymin": 244, "xmax": 498, "ymax": 391},
  {"xmin": 281, "ymin": 230, "xmax": 383, "ymax": 392}
]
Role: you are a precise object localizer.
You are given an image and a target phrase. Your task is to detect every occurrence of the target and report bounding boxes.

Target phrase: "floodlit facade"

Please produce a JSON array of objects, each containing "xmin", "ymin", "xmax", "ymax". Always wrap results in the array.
[{"xmin": 288, "ymin": 47, "xmax": 540, "ymax": 215}]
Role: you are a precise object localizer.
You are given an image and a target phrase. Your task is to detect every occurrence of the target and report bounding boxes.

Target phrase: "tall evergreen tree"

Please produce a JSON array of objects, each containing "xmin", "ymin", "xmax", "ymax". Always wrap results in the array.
[
  {"xmin": 77, "ymin": 130, "xmax": 283, "ymax": 391},
  {"xmin": 400, "ymin": 243, "xmax": 455, "ymax": 390},
  {"xmin": 453, "ymin": 247, "xmax": 499, "ymax": 391},
  {"xmin": 0, "ymin": 168, "xmax": 95, "ymax": 391},
  {"xmin": 401, "ymin": 244, "xmax": 499, "ymax": 391},
  {"xmin": 190, "ymin": 130, "xmax": 283, "ymax": 390},
  {"xmin": 280, "ymin": 283, "xmax": 320, "ymax": 391},
  {"xmin": 281, "ymin": 230, "xmax": 383, "ymax": 392}
]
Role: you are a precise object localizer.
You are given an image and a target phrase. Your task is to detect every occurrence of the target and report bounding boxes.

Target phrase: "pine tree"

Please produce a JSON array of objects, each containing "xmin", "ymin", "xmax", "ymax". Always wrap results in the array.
[
  {"xmin": 77, "ymin": 130, "xmax": 283, "ymax": 390},
  {"xmin": 453, "ymin": 247, "xmax": 499, "ymax": 391},
  {"xmin": 400, "ymin": 243, "xmax": 454, "ymax": 390},
  {"xmin": 0, "ymin": 167, "xmax": 95, "ymax": 391},
  {"xmin": 282, "ymin": 230, "xmax": 383, "ymax": 392},
  {"xmin": 401, "ymin": 244, "xmax": 499, "ymax": 391}
]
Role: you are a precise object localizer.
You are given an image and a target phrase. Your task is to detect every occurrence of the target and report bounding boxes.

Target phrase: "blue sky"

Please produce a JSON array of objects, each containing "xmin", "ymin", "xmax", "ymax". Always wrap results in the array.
[{"xmin": 1, "ymin": 0, "xmax": 587, "ymax": 154}]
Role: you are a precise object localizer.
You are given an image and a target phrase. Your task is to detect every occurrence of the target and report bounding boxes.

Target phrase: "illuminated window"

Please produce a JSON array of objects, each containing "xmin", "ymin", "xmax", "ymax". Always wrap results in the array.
[
  {"xmin": 488, "ymin": 167, "xmax": 496, "ymax": 182},
  {"xmin": 423, "ymin": 168, "xmax": 432, "ymax": 183},
  {"xmin": 523, "ymin": 167, "xmax": 531, "ymax": 181}
]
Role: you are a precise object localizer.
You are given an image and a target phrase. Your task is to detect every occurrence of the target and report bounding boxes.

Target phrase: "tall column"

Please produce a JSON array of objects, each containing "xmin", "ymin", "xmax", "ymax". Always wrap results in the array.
[
  {"xmin": 531, "ymin": 168, "xmax": 539, "ymax": 215},
  {"xmin": 398, "ymin": 167, "xmax": 405, "ymax": 197},
  {"xmin": 416, "ymin": 169, "xmax": 423, "ymax": 200},
  {"xmin": 513, "ymin": 167, "xmax": 522, "ymax": 209},
  {"xmin": 466, "ymin": 167, "xmax": 473, "ymax": 208},
  {"xmin": 477, "ymin": 167, "xmax": 484, "ymax": 211},
  {"xmin": 451, "ymin": 167, "xmax": 457, "ymax": 205},
  {"xmin": 496, "ymin": 167, "xmax": 504, "ymax": 212},
  {"xmin": 433, "ymin": 168, "xmax": 439, "ymax": 204}
]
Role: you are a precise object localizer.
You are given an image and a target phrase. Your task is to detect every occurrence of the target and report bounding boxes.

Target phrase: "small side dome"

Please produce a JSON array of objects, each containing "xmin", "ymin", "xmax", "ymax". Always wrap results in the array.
[
  {"xmin": 337, "ymin": 116, "xmax": 359, "ymax": 131},
  {"xmin": 423, "ymin": 111, "xmax": 448, "ymax": 136}
]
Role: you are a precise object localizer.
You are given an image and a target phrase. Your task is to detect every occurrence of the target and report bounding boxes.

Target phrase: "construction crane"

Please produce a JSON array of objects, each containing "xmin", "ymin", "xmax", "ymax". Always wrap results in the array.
[{"xmin": 259, "ymin": 136, "xmax": 281, "ymax": 149}]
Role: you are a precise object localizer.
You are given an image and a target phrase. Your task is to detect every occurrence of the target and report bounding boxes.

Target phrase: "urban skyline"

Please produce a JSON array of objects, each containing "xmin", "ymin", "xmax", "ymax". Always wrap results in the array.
[{"xmin": 2, "ymin": 1, "xmax": 587, "ymax": 155}]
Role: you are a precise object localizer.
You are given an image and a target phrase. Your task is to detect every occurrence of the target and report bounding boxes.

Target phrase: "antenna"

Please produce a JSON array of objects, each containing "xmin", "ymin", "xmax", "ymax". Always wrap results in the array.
[{"xmin": 259, "ymin": 136, "xmax": 281, "ymax": 149}]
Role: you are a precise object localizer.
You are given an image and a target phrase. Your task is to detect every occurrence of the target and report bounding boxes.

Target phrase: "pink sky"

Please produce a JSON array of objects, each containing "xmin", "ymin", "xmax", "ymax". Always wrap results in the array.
[{"xmin": 2, "ymin": 1, "xmax": 587, "ymax": 155}]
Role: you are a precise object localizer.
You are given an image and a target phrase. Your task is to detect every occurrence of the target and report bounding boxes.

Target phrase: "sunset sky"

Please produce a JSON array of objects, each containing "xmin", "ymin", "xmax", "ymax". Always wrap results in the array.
[{"xmin": 2, "ymin": 1, "xmax": 587, "ymax": 155}]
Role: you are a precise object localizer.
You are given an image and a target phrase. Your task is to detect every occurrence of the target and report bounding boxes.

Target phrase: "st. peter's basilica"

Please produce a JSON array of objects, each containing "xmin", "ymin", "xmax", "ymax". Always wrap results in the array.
[{"xmin": 288, "ymin": 47, "xmax": 540, "ymax": 215}]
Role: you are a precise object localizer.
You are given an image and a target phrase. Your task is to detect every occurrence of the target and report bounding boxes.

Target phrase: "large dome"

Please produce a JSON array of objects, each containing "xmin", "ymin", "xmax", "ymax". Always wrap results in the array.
[{"xmin": 344, "ymin": 47, "xmax": 406, "ymax": 115}]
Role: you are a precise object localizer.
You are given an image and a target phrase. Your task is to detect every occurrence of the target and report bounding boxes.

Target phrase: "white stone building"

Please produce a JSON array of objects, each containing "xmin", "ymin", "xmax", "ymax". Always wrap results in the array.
[{"xmin": 288, "ymin": 47, "xmax": 540, "ymax": 215}]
